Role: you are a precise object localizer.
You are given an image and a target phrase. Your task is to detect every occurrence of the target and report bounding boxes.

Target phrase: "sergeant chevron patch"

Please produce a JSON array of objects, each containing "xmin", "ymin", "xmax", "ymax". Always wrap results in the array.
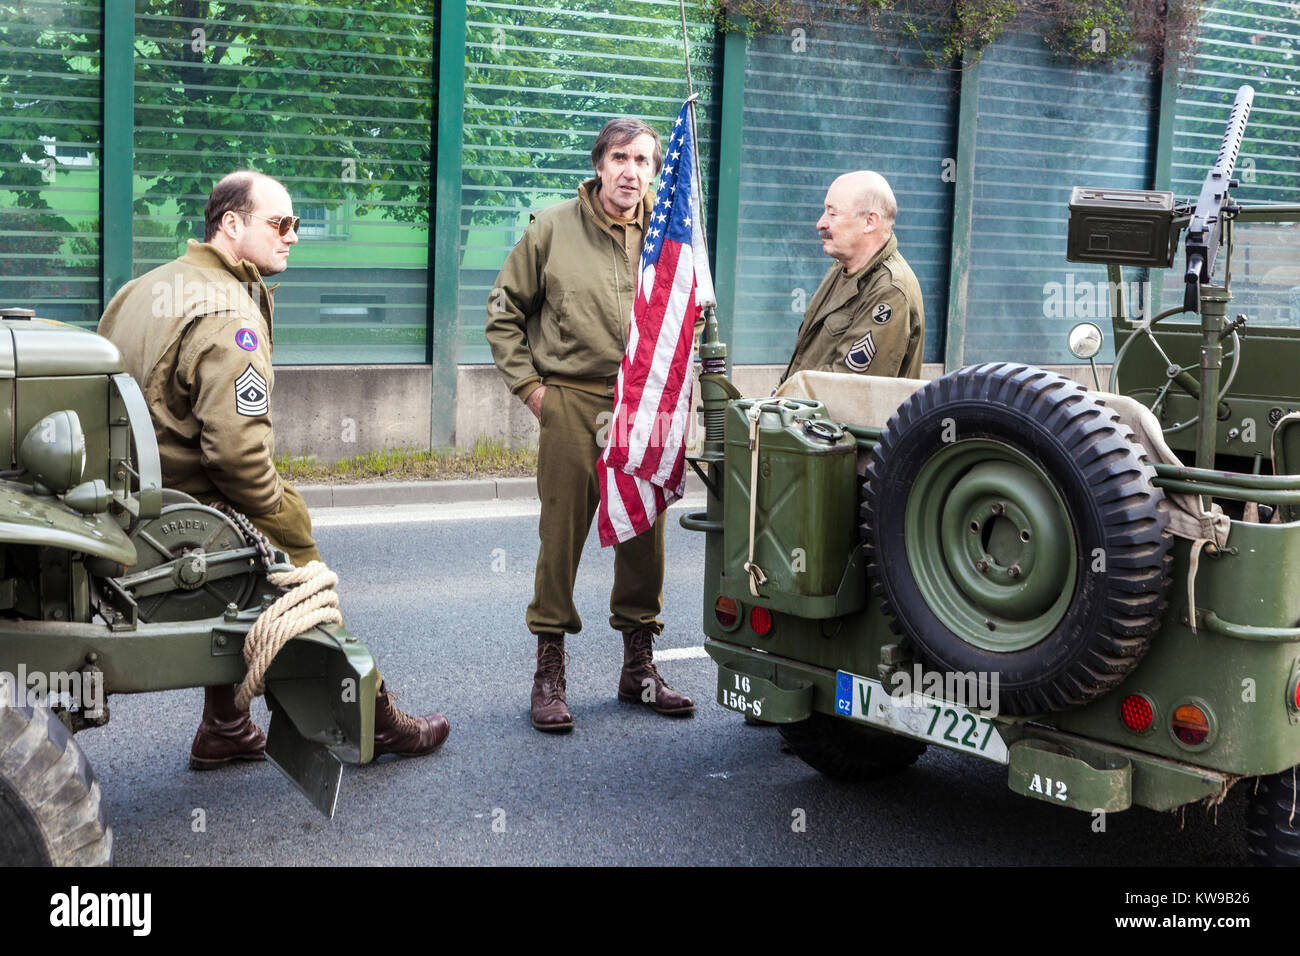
[
  {"xmin": 235, "ymin": 364, "xmax": 269, "ymax": 417},
  {"xmin": 844, "ymin": 331, "xmax": 876, "ymax": 372}
]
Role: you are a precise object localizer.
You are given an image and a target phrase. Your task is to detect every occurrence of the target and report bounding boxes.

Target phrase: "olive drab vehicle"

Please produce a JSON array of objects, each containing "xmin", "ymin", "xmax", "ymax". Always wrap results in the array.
[
  {"xmin": 684, "ymin": 84, "xmax": 1300, "ymax": 864},
  {"xmin": 0, "ymin": 308, "xmax": 380, "ymax": 866}
]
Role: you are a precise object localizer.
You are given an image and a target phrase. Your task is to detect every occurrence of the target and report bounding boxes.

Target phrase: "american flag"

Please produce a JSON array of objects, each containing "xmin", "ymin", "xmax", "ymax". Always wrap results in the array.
[{"xmin": 596, "ymin": 100, "xmax": 714, "ymax": 547}]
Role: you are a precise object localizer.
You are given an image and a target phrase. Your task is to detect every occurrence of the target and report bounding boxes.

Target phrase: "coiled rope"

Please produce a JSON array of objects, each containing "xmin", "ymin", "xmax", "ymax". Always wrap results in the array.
[{"xmin": 235, "ymin": 560, "xmax": 343, "ymax": 710}]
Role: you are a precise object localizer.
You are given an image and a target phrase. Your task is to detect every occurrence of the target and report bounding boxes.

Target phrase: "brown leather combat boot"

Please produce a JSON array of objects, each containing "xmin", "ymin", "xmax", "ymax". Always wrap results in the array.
[
  {"xmin": 190, "ymin": 684, "xmax": 267, "ymax": 770},
  {"xmin": 531, "ymin": 634, "xmax": 572, "ymax": 733},
  {"xmin": 372, "ymin": 681, "xmax": 450, "ymax": 758},
  {"xmin": 617, "ymin": 628, "xmax": 694, "ymax": 716}
]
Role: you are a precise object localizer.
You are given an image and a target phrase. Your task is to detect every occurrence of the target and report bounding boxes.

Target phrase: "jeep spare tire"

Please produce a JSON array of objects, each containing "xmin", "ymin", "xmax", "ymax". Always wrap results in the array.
[{"xmin": 862, "ymin": 363, "xmax": 1173, "ymax": 716}]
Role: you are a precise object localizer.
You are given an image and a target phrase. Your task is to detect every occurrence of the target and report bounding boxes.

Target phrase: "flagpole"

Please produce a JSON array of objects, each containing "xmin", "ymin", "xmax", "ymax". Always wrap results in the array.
[{"xmin": 678, "ymin": 0, "xmax": 714, "ymax": 308}]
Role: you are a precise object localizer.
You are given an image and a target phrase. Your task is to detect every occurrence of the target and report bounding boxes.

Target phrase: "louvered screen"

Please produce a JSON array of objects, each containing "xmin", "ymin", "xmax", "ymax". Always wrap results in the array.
[
  {"xmin": 1163, "ymin": 0, "xmax": 1300, "ymax": 328},
  {"xmin": 731, "ymin": 5, "xmax": 957, "ymax": 365},
  {"xmin": 458, "ymin": 0, "xmax": 719, "ymax": 364},
  {"xmin": 132, "ymin": 1, "xmax": 435, "ymax": 363},
  {"xmin": 961, "ymin": 26, "xmax": 1158, "ymax": 365},
  {"xmin": 0, "ymin": 1, "xmax": 103, "ymax": 326}
]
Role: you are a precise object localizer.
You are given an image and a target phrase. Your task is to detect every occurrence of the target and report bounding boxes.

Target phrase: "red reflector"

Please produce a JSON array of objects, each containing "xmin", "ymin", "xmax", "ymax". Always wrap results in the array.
[
  {"xmin": 1171, "ymin": 704, "xmax": 1210, "ymax": 746},
  {"xmin": 750, "ymin": 605, "xmax": 772, "ymax": 636},
  {"xmin": 714, "ymin": 596, "xmax": 739, "ymax": 628},
  {"xmin": 1294, "ymin": 677, "xmax": 1300, "ymax": 713},
  {"xmin": 1120, "ymin": 695, "xmax": 1153, "ymax": 733}
]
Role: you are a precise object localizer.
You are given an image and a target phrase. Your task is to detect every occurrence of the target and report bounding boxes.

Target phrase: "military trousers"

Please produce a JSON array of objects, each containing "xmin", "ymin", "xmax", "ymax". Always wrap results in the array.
[{"xmin": 526, "ymin": 382, "xmax": 666, "ymax": 637}]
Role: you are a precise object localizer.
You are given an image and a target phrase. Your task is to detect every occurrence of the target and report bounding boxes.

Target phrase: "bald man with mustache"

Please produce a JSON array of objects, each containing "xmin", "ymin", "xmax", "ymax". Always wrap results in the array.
[{"xmin": 780, "ymin": 170, "xmax": 924, "ymax": 383}]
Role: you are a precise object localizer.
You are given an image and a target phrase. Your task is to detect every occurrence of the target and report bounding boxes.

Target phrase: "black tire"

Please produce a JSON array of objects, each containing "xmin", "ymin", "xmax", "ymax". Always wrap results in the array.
[
  {"xmin": 0, "ymin": 687, "xmax": 112, "ymax": 866},
  {"xmin": 1246, "ymin": 766, "xmax": 1300, "ymax": 866},
  {"xmin": 862, "ymin": 363, "xmax": 1173, "ymax": 716},
  {"xmin": 778, "ymin": 713, "xmax": 926, "ymax": 781}
]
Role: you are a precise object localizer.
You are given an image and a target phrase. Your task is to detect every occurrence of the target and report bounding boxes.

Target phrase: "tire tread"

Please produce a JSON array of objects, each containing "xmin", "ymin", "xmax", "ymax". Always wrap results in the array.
[
  {"xmin": 0, "ymin": 682, "xmax": 112, "ymax": 867},
  {"xmin": 861, "ymin": 363, "xmax": 1174, "ymax": 715}
]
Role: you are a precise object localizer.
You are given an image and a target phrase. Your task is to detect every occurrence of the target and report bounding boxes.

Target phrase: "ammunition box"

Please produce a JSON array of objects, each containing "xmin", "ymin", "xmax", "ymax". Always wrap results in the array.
[{"xmin": 1066, "ymin": 187, "xmax": 1178, "ymax": 268}]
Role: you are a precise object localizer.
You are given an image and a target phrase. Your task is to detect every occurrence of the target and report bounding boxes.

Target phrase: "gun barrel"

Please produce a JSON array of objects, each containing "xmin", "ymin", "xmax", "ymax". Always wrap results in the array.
[
  {"xmin": 1184, "ymin": 84, "xmax": 1255, "ymax": 302},
  {"xmin": 1211, "ymin": 84, "xmax": 1254, "ymax": 185}
]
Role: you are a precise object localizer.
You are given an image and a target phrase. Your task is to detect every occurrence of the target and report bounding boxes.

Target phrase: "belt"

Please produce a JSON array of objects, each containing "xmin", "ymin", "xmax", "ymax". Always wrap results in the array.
[{"xmin": 542, "ymin": 373, "xmax": 618, "ymax": 397}]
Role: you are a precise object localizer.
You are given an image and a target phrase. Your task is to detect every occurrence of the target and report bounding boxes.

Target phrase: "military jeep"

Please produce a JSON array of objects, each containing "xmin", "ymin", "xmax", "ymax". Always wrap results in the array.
[
  {"xmin": 0, "ymin": 308, "xmax": 378, "ymax": 866},
  {"xmin": 684, "ymin": 84, "xmax": 1300, "ymax": 863}
]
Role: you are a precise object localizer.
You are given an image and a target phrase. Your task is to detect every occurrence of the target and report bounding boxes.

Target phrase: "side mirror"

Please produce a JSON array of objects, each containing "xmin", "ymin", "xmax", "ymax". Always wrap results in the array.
[
  {"xmin": 1067, "ymin": 322, "xmax": 1104, "ymax": 360},
  {"xmin": 1067, "ymin": 322, "xmax": 1105, "ymax": 392}
]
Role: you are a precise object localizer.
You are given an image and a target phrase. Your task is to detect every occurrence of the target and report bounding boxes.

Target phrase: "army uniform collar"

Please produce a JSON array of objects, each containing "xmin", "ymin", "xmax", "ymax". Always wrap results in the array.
[
  {"xmin": 820, "ymin": 234, "xmax": 897, "ymax": 315},
  {"xmin": 578, "ymin": 178, "xmax": 652, "ymax": 236},
  {"xmin": 180, "ymin": 239, "xmax": 276, "ymax": 334}
]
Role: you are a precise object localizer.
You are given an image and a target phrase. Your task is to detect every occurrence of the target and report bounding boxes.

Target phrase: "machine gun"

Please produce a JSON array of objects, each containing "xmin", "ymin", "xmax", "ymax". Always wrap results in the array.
[
  {"xmin": 1066, "ymin": 84, "xmax": 1268, "ymax": 472},
  {"xmin": 1183, "ymin": 85, "xmax": 1253, "ymax": 314}
]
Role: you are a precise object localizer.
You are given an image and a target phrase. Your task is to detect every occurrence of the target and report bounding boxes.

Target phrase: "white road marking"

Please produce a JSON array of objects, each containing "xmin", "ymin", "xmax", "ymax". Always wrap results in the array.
[
  {"xmin": 312, "ymin": 493, "xmax": 707, "ymax": 528},
  {"xmin": 654, "ymin": 645, "xmax": 709, "ymax": 661}
]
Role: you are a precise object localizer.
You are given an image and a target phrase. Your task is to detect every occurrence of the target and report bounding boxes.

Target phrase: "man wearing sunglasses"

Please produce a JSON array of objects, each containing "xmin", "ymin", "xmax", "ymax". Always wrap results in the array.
[{"xmin": 99, "ymin": 169, "xmax": 449, "ymax": 768}]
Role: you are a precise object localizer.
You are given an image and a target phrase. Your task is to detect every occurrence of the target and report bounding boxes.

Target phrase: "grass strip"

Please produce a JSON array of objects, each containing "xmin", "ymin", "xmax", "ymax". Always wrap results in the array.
[{"xmin": 275, "ymin": 437, "xmax": 536, "ymax": 483}]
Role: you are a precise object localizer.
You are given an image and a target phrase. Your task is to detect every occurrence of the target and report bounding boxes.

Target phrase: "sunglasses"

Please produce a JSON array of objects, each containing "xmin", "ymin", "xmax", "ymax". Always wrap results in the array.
[{"xmin": 239, "ymin": 211, "xmax": 301, "ymax": 236}]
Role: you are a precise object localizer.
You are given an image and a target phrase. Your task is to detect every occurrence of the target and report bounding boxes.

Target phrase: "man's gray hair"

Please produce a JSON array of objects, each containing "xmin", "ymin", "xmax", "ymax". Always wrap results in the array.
[
  {"xmin": 590, "ymin": 117, "xmax": 663, "ymax": 175},
  {"xmin": 853, "ymin": 170, "xmax": 898, "ymax": 227}
]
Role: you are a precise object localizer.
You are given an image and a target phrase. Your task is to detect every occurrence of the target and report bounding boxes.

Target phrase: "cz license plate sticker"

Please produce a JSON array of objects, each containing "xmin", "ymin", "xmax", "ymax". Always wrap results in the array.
[{"xmin": 835, "ymin": 671, "xmax": 1009, "ymax": 764}]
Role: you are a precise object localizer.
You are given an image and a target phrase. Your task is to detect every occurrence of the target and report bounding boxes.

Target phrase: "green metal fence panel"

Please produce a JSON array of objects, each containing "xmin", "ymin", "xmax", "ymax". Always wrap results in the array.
[
  {"xmin": 1163, "ymin": 0, "xmax": 1300, "ymax": 329},
  {"xmin": 131, "ymin": 0, "xmax": 435, "ymax": 364},
  {"xmin": 962, "ymin": 27, "xmax": 1158, "ymax": 365},
  {"xmin": 458, "ymin": 0, "xmax": 720, "ymax": 365},
  {"xmin": 731, "ymin": 7, "xmax": 957, "ymax": 366},
  {"xmin": 0, "ymin": 1, "xmax": 103, "ymax": 325}
]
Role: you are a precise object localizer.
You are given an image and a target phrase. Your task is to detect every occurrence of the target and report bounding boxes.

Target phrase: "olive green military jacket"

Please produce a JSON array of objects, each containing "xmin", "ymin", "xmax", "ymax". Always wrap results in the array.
[
  {"xmin": 486, "ymin": 179, "xmax": 650, "ymax": 403},
  {"xmin": 779, "ymin": 235, "xmax": 925, "ymax": 384},
  {"xmin": 97, "ymin": 241, "xmax": 284, "ymax": 517}
]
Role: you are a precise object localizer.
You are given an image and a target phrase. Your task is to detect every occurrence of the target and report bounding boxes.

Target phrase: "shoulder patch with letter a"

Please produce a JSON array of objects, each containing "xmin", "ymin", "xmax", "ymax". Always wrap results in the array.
[
  {"xmin": 235, "ymin": 364, "xmax": 269, "ymax": 417},
  {"xmin": 845, "ymin": 331, "xmax": 877, "ymax": 372},
  {"xmin": 872, "ymin": 302, "xmax": 892, "ymax": 324}
]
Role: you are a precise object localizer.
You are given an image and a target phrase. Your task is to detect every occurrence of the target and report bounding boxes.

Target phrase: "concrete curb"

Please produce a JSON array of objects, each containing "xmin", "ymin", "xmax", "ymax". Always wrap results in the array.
[{"xmin": 298, "ymin": 471, "xmax": 704, "ymax": 509}]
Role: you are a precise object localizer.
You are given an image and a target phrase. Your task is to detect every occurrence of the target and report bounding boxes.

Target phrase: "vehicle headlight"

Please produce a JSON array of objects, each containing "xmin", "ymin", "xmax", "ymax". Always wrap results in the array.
[{"xmin": 19, "ymin": 410, "xmax": 86, "ymax": 495}]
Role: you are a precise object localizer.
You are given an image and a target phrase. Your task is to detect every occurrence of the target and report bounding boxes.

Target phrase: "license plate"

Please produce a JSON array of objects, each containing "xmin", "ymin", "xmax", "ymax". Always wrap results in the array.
[{"xmin": 835, "ymin": 670, "xmax": 1009, "ymax": 764}]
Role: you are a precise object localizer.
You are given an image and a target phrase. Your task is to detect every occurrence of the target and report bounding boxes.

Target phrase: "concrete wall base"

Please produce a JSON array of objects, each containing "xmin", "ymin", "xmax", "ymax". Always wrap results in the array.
[{"xmin": 273, "ymin": 361, "xmax": 1110, "ymax": 462}]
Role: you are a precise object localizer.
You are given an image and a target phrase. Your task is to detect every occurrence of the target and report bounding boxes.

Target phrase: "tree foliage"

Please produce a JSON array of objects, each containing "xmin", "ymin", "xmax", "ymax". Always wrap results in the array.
[
  {"xmin": 1, "ymin": 1, "xmax": 435, "ymax": 253},
  {"xmin": 462, "ymin": 1, "xmax": 716, "ymax": 226},
  {"xmin": 703, "ymin": 0, "xmax": 1202, "ymax": 71}
]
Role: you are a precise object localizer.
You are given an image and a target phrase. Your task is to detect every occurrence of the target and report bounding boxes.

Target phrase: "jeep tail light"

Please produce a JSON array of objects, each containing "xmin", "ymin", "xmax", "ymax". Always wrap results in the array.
[
  {"xmin": 714, "ymin": 596, "xmax": 739, "ymax": 629},
  {"xmin": 1294, "ymin": 676, "xmax": 1300, "ymax": 713},
  {"xmin": 750, "ymin": 606, "xmax": 772, "ymax": 636},
  {"xmin": 1120, "ymin": 694, "xmax": 1153, "ymax": 733},
  {"xmin": 1171, "ymin": 703, "xmax": 1210, "ymax": 746}
]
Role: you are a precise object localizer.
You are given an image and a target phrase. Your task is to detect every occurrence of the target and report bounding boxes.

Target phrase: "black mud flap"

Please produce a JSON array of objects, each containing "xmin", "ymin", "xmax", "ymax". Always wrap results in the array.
[{"xmin": 265, "ymin": 704, "xmax": 344, "ymax": 818}]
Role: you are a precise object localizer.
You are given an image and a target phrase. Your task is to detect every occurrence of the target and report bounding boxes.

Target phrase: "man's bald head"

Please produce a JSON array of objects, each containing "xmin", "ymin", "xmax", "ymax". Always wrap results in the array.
[
  {"xmin": 816, "ymin": 170, "xmax": 898, "ymax": 273},
  {"xmin": 203, "ymin": 170, "xmax": 298, "ymax": 276},
  {"xmin": 204, "ymin": 170, "xmax": 283, "ymax": 241},
  {"xmin": 836, "ymin": 170, "xmax": 897, "ymax": 228}
]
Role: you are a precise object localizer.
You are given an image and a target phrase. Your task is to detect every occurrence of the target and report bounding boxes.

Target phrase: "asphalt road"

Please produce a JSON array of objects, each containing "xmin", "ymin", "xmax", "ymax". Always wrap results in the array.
[{"xmin": 79, "ymin": 498, "xmax": 1250, "ymax": 867}]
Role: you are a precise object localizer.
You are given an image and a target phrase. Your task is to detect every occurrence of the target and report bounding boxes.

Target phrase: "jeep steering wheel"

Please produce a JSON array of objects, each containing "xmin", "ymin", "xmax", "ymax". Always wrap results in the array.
[{"xmin": 1109, "ymin": 307, "xmax": 1242, "ymax": 436}]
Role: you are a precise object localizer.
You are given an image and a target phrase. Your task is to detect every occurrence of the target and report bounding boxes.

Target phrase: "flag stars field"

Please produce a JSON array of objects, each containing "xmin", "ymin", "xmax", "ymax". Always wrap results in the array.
[{"xmin": 596, "ymin": 100, "xmax": 713, "ymax": 547}]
